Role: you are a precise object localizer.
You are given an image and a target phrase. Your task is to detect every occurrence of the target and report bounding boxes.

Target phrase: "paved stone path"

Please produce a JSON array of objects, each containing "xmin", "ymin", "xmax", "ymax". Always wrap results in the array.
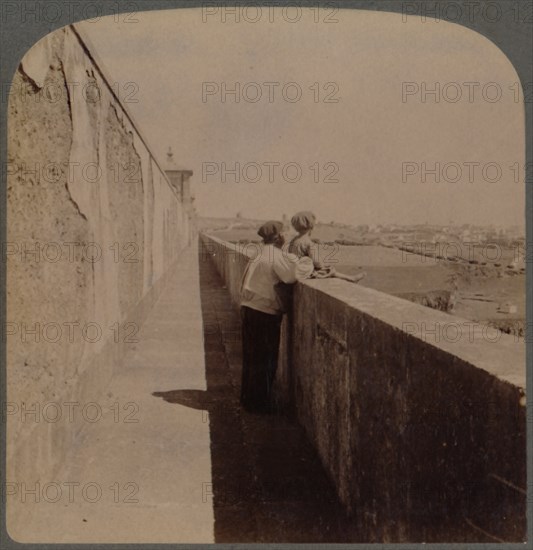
[{"xmin": 12, "ymin": 242, "xmax": 356, "ymax": 543}]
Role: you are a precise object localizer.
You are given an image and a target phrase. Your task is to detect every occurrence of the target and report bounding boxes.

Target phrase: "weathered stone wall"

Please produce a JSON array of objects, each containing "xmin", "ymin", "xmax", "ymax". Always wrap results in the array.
[
  {"xmin": 7, "ymin": 25, "xmax": 194, "ymax": 482},
  {"xmin": 200, "ymin": 233, "xmax": 526, "ymax": 543}
]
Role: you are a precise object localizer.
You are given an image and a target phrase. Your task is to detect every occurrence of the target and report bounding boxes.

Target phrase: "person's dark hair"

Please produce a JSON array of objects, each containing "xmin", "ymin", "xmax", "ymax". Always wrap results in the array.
[{"xmin": 257, "ymin": 221, "xmax": 283, "ymax": 244}]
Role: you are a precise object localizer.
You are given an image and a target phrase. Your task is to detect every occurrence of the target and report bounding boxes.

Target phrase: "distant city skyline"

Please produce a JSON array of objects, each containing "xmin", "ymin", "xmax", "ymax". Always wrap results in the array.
[
  {"xmin": 202, "ymin": 214, "xmax": 525, "ymax": 233},
  {"xmin": 75, "ymin": 8, "xmax": 525, "ymax": 229}
]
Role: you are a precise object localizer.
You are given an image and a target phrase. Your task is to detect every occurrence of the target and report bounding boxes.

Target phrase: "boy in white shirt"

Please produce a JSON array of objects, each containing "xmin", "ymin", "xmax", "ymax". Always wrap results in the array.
[{"xmin": 240, "ymin": 220, "xmax": 313, "ymax": 413}]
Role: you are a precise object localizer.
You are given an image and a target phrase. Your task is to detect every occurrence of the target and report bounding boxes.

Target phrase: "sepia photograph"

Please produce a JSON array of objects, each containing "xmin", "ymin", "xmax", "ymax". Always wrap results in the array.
[{"xmin": 2, "ymin": 1, "xmax": 530, "ymax": 545}]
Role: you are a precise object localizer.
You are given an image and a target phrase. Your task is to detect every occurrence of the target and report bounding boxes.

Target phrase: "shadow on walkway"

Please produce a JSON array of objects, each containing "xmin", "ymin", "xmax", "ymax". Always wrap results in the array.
[{"xmin": 153, "ymin": 248, "xmax": 357, "ymax": 542}]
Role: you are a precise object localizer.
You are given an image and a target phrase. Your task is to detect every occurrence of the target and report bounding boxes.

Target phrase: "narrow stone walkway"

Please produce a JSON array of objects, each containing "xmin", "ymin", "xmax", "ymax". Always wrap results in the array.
[
  {"xmin": 12, "ymin": 241, "xmax": 356, "ymax": 543},
  {"xmin": 155, "ymin": 244, "xmax": 357, "ymax": 543},
  {"xmin": 11, "ymin": 243, "xmax": 212, "ymax": 543}
]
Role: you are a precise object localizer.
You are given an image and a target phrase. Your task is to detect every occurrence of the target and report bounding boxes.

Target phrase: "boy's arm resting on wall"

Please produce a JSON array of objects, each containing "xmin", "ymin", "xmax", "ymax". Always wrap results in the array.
[
  {"xmin": 294, "ymin": 256, "xmax": 314, "ymax": 281},
  {"xmin": 273, "ymin": 253, "xmax": 314, "ymax": 283}
]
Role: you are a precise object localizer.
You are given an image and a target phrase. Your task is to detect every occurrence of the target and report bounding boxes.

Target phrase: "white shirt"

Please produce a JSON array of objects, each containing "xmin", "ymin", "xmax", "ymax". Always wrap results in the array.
[{"xmin": 240, "ymin": 244, "xmax": 314, "ymax": 315}]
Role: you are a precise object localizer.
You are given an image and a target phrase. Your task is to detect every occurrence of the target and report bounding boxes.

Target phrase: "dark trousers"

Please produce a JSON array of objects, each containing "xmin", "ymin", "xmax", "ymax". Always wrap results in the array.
[{"xmin": 240, "ymin": 306, "xmax": 282, "ymax": 413}]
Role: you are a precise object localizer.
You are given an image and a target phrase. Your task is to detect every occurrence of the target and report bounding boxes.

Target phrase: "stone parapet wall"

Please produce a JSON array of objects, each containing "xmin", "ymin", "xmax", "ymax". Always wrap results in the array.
[{"xmin": 200, "ymin": 233, "xmax": 526, "ymax": 543}]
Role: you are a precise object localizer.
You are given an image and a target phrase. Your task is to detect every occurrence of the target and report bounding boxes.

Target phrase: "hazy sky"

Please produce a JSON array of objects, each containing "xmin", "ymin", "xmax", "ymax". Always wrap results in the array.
[{"xmin": 75, "ymin": 8, "xmax": 525, "ymax": 227}]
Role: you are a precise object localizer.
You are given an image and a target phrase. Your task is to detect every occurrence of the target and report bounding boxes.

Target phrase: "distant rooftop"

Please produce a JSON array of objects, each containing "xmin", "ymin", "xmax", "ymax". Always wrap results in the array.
[{"xmin": 165, "ymin": 147, "xmax": 192, "ymax": 173}]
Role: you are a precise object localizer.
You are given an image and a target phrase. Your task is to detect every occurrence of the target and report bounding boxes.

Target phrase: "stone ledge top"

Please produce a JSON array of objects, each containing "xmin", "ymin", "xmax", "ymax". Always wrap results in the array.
[{"xmin": 201, "ymin": 233, "xmax": 526, "ymax": 390}]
